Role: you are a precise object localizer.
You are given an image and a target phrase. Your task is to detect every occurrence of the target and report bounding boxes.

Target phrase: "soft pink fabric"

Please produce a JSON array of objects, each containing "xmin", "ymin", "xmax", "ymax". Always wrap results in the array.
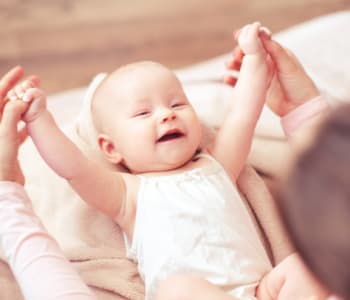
[
  {"xmin": 327, "ymin": 296, "xmax": 344, "ymax": 300},
  {"xmin": 0, "ymin": 181, "xmax": 96, "ymax": 300},
  {"xmin": 281, "ymin": 95, "xmax": 330, "ymax": 138}
]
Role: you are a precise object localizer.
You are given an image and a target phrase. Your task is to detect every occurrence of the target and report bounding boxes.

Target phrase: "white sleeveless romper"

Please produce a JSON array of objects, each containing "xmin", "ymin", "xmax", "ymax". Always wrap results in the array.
[{"xmin": 124, "ymin": 154, "xmax": 272, "ymax": 300}]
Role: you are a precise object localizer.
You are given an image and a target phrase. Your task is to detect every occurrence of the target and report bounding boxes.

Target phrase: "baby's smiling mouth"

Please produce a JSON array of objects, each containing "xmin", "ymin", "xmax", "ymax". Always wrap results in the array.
[{"xmin": 157, "ymin": 129, "xmax": 185, "ymax": 143}]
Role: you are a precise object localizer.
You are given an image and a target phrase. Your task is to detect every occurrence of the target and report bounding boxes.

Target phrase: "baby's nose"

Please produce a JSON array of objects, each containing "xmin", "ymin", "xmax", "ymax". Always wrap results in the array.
[{"xmin": 161, "ymin": 110, "xmax": 176, "ymax": 123}]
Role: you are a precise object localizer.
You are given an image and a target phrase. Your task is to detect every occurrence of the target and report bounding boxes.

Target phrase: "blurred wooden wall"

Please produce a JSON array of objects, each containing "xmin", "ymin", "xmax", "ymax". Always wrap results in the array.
[{"xmin": 1, "ymin": 0, "xmax": 349, "ymax": 93}]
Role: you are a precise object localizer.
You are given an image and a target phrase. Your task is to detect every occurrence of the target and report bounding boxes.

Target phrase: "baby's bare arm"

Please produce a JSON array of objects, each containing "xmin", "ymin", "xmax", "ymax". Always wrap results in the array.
[
  {"xmin": 9, "ymin": 84, "xmax": 131, "ymax": 227},
  {"xmin": 212, "ymin": 23, "xmax": 271, "ymax": 180}
]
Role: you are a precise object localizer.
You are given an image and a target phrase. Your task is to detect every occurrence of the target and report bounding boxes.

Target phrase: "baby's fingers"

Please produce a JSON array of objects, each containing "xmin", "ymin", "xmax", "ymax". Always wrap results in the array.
[
  {"xmin": 7, "ymin": 80, "xmax": 35, "ymax": 102},
  {"xmin": 13, "ymin": 81, "xmax": 29, "ymax": 100},
  {"xmin": 26, "ymin": 76, "xmax": 40, "ymax": 88},
  {"xmin": 21, "ymin": 87, "xmax": 47, "ymax": 123},
  {"xmin": 238, "ymin": 22, "xmax": 262, "ymax": 54},
  {"xmin": 22, "ymin": 87, "xmax": 46, "ymax": 103}
]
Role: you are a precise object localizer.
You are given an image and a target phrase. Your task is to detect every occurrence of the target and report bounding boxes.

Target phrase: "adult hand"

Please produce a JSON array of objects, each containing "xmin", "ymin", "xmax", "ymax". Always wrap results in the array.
[
  {"xmin": 0, "ymin": 66, "xmax": 39, "ymax": 184},
  {"xmin": 225, "ymin": 29, "xmax": 320, "ymax": 116}
]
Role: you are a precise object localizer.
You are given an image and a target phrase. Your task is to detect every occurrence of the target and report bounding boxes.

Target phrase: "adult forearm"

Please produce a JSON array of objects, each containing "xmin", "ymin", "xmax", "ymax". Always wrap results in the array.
[
  {"xmin": 0, "ymin": 181, "xmax": 96, "ymax": 300},
  {"xmin": 281, "ymin": 95, "xmax": 331, "ymax": 139}
]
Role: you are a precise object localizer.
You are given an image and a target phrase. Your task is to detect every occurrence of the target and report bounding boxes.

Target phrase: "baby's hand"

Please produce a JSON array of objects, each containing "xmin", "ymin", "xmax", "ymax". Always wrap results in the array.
[
  {"xmin": 238, "ymin": 22, "xmax": 270, "ymax": 55},
  {"xmin": 7, "ymin": 80, "xmax": 47, "ymax": 123}
]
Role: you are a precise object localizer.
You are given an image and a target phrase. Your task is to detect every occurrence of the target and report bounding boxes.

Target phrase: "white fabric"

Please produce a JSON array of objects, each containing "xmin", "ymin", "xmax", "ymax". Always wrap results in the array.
[
  {"xmin": 76, "ymin": 72, "xmax": 107, "ymax": 151},
  {"xmin": 124, "ymin": 154, "xmax": 271, "ymax": 300},
  {"xmin": 0, "ymin": 182, "xmax": 96, "ymax": 300}
]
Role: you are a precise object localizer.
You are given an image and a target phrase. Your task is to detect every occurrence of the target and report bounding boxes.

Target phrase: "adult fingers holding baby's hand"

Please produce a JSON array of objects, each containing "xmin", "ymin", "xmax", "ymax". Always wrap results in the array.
[
  {"xmin": 238, "ymin": 22, "xmax": 268, "ymax": 55},
  {"xmin": 6, "ymin": 77, "xmax": 46, "ymax": 123},
  {"xmin": 225, "ymin": 23, "xmax": 271, "ymax": 87},
  {"xmin": 0, "ymin": 98, "xmax": 28, "ymax": 184},
  {"xmin": 224, "ymin": 46, "xmax": 243, "ymax": 87},
  {"xmin": 1, "ymin": 100, "xmax": 29, "ymax": 154},
  {"xmin": 261, "ymin": 38, "xmax": 321, "ymax": 116},
  {"xmin": 7, "ymin": 79, "xmax": 39, "ymax": 101},
  {"xmin": 0, "ymin": 67, "xmax": 41, "ymax": 184},
  {"xmin": 237, "ymin": 23, "xmax": 271, "ymax": 53},
  {"xmin": 20, "ymin": 87, "xmax": 47, "ymax": 123},
  {"xmin": 9, "ymin": 80, "xmax": 31, "ymax": 101},
  {"xmin": 0, "ymin": 66, "xmax": 24, "ymax": 120},
  {"xmin": 0, "ymin": 66, "xmax": 40, "ymax": 110},
  {"xmin": 0, "ymin": 68, "xmax": 30, "ymax": 144}
]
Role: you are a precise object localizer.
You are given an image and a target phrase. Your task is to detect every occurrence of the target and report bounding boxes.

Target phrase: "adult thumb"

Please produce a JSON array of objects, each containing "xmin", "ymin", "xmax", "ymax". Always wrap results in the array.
[
  {"xmin": 1, "ymin": 101, "xmax": 28, "ymax": 137},
  {"xmin": 262, "ymin": 38, "xmax": 302, "ymax": 74}
]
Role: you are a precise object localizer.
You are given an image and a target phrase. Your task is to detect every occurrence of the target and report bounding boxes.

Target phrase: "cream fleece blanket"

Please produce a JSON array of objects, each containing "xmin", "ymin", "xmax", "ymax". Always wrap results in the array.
[{"xmin": 1, "ymin": 11, "xmax": 350, "ymax": 300}]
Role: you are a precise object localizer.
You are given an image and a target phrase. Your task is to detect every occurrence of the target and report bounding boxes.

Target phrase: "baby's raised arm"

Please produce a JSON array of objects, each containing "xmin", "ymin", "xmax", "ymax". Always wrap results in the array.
[
  {"xmin": 211, "ymin": 22, "xmax": 272, "ymax": 180},
  {"xmin": 8, "ymin": 83, "xmax": 131, "ymax": 229}
]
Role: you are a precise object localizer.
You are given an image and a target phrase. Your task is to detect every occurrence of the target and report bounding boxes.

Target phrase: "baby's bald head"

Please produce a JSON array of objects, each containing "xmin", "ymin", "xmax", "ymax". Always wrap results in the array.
[{"xmin": 91, "ymin": 61, "xmax": 176, "ymax": 133}]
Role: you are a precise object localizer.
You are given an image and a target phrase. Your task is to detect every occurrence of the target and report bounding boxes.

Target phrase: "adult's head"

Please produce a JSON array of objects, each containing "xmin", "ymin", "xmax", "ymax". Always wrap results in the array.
[{"xmin": 278, "ymin": 103, "xmax": 350, "ymax": 299}]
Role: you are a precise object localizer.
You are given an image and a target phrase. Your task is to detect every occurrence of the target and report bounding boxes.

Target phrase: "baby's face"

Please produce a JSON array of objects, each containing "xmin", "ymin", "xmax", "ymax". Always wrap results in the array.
[{"xmin": 96, "ymin": 62, "xmax": 202, "ymax": 174}]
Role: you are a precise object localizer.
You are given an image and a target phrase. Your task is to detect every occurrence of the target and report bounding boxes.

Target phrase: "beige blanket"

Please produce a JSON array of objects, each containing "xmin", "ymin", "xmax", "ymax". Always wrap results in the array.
[{"xmin": 1, "ymin": 11, "xmax": 350, "ymax": 299}]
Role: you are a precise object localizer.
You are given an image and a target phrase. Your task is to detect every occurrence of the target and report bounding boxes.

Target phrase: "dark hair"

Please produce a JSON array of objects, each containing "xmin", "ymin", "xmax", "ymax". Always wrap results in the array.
[{"xmin": 278, "ymin": 103, "xmax": 350, "ymax": 299}]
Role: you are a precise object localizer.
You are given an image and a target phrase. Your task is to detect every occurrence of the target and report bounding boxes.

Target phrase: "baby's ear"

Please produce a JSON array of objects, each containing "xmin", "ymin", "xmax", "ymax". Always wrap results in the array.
[{"xmin": 97, "ymin": 134, "xmax": 123, "ymax": 164}]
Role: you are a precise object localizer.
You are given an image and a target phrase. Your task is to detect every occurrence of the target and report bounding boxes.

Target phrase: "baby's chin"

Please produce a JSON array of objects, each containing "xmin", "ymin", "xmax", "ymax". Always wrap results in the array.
[{"xmin": 129, "ymin": 153, "xmax": 197, "ymax": 175}]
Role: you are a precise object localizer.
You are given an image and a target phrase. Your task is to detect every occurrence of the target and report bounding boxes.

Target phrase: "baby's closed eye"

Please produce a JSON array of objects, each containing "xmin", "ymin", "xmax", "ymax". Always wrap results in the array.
[
  {"xmin": 133, "ymin": 109, "xmax": 152, "ymax": 118},
  {"xmin": 170, "ymin": 101, "xmax": 187, "ymax": 109}
]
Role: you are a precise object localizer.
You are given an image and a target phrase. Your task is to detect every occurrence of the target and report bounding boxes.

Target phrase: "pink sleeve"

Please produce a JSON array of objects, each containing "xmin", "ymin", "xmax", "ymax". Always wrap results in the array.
[
  {"xmin": 281, "ymin": 95, "xmax": 331, "ymax": 139},
  {"xmin": 0, "ymin": 181, "xmax": 96, "ymax": 300},
  {"xmin": 327, "ymin": 296, "xmax": 344, "ymax": 300}
]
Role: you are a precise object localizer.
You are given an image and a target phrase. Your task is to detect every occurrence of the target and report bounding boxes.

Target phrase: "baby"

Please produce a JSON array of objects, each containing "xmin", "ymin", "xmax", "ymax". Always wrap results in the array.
[{"xmin": 10, "ymin": 22, "xmax": 327, "ymax": 299}]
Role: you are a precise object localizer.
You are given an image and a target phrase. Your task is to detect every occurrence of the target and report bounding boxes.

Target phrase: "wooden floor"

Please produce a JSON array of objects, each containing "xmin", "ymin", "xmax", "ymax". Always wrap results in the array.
[{"xmin": 1, "ymin": 0, "xmax": 349, "ymax": 94}]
